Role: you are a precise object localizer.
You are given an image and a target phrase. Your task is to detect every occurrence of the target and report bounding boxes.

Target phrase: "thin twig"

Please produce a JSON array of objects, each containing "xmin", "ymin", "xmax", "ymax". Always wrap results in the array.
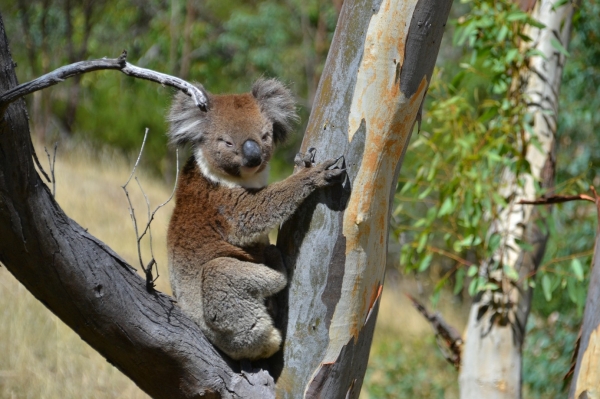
[
  {"xmin": 518, "ymin": 194, "xmax": 595, "ymax": 205},
  {"xmin": 0, "ymin": 50, "xmax": 209, "ymax": 114},
  {"xmin": 44, "ymin": 142, "xmax": 58, "ymax": 196},
  {"xmin": 122, "ymin": 130, "xmax": 179, "ymax": 292},
  {"xmin": 122, "ymin": 128, "xmax": 149, "ymax": 272},
  {"xmin": 406, "ymin": 294, "xmax": 463, "ymax": 369},
  {"xmin": 138, "ymin": 148, "xmax": 179, "ymax": 242}
]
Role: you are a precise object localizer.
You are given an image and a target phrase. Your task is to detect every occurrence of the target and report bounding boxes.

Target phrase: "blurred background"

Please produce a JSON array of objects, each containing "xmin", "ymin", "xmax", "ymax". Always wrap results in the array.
[{"xmin": 1, "ymin": 0, "xmax": 599, "ymax": 397}]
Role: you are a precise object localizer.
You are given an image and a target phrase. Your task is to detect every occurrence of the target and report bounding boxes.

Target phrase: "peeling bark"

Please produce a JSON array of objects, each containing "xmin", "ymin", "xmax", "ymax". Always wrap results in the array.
[
  {"xmin": 569, "ymin": 198, "xmax": 600, "ymax": 398},
  {"xmin": 458, "ymin": 1, "xmax": 574, "ymax": 398},
  {"xmin": 276, "ymin": 0, "xmax": 452, "ymax": 397}
]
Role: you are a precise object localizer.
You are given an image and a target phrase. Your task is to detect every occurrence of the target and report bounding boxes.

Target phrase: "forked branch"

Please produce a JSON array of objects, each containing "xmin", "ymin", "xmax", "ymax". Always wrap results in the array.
[{"xmin": 0, "ymin": 50, "xmax": 209, "ymax": 113}]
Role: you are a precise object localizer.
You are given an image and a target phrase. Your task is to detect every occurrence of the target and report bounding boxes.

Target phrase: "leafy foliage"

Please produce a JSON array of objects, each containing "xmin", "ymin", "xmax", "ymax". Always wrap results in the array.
[
  {"xmin": 396, "ymin": 0, "xmax": 547, "ymax": 300},
  {"xmin": 394, "ymin": 0, "xmax": 599, "ymax": 313},
  {"xmin": 522, "ymin": 312, "xmax": 579, "ymax": 397}
]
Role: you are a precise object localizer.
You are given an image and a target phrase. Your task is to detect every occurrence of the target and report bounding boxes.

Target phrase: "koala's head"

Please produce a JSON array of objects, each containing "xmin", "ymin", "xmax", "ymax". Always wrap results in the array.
[{"xmin": 168, "ymin": 79, "xmax": 298, "ymax": 189}]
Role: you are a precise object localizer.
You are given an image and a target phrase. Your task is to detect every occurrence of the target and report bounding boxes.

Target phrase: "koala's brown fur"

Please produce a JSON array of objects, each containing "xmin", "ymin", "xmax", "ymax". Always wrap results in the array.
[{"xmin": 167, "ymin": 79, "xmax": 344, "ymax": 360}]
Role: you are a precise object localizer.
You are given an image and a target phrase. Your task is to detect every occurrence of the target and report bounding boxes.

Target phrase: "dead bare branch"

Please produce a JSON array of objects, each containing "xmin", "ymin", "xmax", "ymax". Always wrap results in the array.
[
  {"xmin": 407, "ymin": 294, "xmax": 463, "ymax": 369},
  {"xmin": 122, "ymin": 129, "xmax": 179, "ymax": 291},
  {"xmin": 0, "ymin": 50, "xmax": 209, "ymax": 114}
]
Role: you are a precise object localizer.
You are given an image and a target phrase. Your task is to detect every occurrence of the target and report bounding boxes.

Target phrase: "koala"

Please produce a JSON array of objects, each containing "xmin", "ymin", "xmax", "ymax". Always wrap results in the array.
[{"xmin": 166, "ymin": 78, "xmax": 345, "ymax": 360}]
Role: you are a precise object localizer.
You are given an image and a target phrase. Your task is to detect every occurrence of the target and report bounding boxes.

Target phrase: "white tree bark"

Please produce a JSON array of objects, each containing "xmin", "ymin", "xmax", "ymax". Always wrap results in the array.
[{"xmin": 459, "ymin": 1, "xmax": 574, "ymax": 398}]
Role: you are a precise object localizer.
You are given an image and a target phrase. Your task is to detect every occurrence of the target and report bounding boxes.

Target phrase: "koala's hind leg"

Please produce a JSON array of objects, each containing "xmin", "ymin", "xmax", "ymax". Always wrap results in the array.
[{"xmin": 202, "ymin": 256, "xmax": 287, "ymax": 360}]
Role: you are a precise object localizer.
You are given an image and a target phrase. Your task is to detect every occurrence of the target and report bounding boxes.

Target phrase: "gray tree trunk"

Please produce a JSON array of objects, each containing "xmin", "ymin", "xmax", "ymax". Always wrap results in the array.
[
  {"xmin": 458, "ymin": 1, "xmax": 574, "ymax": 397},
  {"xmin": 275, "ymin": 0, "xmax": 452, "ymax": 397}
]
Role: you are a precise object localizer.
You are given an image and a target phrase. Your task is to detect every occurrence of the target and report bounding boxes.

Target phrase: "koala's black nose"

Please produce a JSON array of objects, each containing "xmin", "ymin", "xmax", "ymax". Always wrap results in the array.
[{"xmin": 242, "ymin": 140, "xmax": 262, "ymax": 168}]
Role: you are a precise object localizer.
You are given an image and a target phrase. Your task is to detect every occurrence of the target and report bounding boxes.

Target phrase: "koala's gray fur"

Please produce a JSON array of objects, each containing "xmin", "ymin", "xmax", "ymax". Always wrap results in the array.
[{"xmin": 167, "ymin": 78, "xmax": 345, "ymax": 360}]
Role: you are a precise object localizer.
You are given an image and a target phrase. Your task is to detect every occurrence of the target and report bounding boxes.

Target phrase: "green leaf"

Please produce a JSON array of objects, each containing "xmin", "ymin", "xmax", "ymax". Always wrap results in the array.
[
  {"xmin": 418, "ymin": 254, "xmax": 433, "ymax": 272},
  {"xmin": 504, "ymin": 265, "xmax": 519, "ymax": 281},
  {"xmin": 418, "ymin": 185, "xmax": 433, "ymax": 200},
  {"xmin": 550, "ymin": 37, "xmax": 570, "ymax": 57},
  {"xmin": 467, "ymin": 265, "xmax": 478, "ymax": 277},
  {"xmin": 571, "ymin": 258, "xmax": 584, "ymax": 282},
  {"xmin": 497, "ymin": 25, "xmax": 509, "ymax": 43},
  {"xmin": 526, "ymin": 48, "xmax": 548, "ymax": 60},
  {"xmin": 542, "ymin": 274, "xmax": 553, "ymax": 301},
  {"xmin": 468, "ymin": 278, "xmax": 478, "ymax": 296},
  {"xmin": 488, "ymin": 233, "xmax": 502, "ymax": 252},
  {"xmin": 551, "ymin": 0, "xmax": 569, "ymax": 11},
  {"xmin": 438, "ymin": 197, "xmax": 454, "ymax": 216},
  {"xmin": 492, "ymin": 192, "xmax": 508, "ymax": 207},
  {"xmin": 506, "ymin": 12, "xmax": 528, "ymax": 22},
  {"xmin": 480, "ymin": 283, "xmax": 499, "ymax": 291},
  {"xmin": 567, "ymin": 278, "xmax": 578, "ymax": 304},
  {"xmin": 515, "ymin": 238, "xmax": 535, "ymax": 253},
  {"xmin": 454, "ymin": 268, "xmax": 466, "ymax": 295}
]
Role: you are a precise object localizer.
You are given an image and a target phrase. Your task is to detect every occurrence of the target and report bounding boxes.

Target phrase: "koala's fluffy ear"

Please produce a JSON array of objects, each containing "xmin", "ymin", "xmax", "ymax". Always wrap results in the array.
[
  {"xmin": 167, "ymin": 84, "xmax": 212, "ymax": 146},
  {"xmin": 252, "ymin": 79, "xmax": 299, "ymax": 144}
]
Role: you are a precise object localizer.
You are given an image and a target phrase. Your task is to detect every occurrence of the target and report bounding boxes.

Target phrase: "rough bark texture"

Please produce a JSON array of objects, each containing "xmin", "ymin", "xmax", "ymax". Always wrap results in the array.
[
  {"xmin": 569, "ymin": 202, "xmax": 600, "ymax": 398},
  {"xmin": 274, "ymin": 0, "xmax": 452, "ymax": 397},
  {"xmin": 458, "ymin": 1, "xmax": 574, "ymax": 398},
  {"xmin": 0, "ymin": 13, "xmax": 275, "ymax": 399}
]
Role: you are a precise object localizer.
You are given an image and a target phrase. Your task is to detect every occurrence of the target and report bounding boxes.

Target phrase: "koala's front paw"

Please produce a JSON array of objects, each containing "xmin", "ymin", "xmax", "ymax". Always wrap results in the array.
[{"xmin": 312, "ymin": 155, "xmax": 346, "ymax": 187}]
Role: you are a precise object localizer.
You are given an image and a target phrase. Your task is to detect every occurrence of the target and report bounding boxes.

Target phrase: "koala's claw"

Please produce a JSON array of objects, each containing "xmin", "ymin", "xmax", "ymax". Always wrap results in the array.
[
  {"xmin": 324, "ymin": 167, "xmax": 346, "ymax": 184},
  {"xmin": 327, "ymin": 155, "xmax": 345, "ymax": 170},
  {"xmin": 294, "ymin": 147, "xmax": 318, "ymax": 169},
  {"xmin": 307, "ymin": 147, "xmax": 317, "ymax": 163}
]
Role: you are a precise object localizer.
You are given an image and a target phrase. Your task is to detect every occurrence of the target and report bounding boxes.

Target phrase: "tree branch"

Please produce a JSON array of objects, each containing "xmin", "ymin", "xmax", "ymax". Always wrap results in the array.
[
  {"xmin": 519, "ymin": 187, "xmax": 600, "ymax": 226},
  {"xmin": 0, "ymin": 50, "xmax": 209, "ymax": 114},
  {"xmin": 407, "ymin": 294, "xmax": 463, "ymax": 369},
  {"xmin": 518, "ymin": 193, "xmax": 596, "ymax": 205}
]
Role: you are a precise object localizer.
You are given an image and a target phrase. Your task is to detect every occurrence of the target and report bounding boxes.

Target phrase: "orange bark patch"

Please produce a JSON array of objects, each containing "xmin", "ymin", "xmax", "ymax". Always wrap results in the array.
[{"xmin": 575, "ymin": 326, "xmax": 600, "ymax": 398}]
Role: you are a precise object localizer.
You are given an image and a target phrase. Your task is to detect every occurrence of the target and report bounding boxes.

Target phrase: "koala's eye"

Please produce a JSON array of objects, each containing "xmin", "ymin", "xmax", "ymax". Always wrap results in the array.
[
  {"xmin": 261, "ymin": 133, "xmax": 269, "ymax": 142},
  {"xmin": 219, "ymin": 138, "xmax": 234, "ymax": 147}
]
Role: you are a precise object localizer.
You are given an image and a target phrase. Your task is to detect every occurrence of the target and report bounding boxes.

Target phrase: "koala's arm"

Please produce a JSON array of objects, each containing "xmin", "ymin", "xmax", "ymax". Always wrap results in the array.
[{"xmin": 225, "ymin": 155, "xmax": 344, "ymax": 245}]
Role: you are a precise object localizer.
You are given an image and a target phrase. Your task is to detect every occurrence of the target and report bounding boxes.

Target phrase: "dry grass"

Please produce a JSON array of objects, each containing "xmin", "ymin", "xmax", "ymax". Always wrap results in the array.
[
  {"xmin": 0, "ymin": 141, "xmax": 468, "ymax": 398},
  {"xmin": 0, "ymin": 141, "xmax": 173, "ymax": 398},
  {"xmin": 360, "ymin": 272, "xmax": 469, "ymax": 398}
]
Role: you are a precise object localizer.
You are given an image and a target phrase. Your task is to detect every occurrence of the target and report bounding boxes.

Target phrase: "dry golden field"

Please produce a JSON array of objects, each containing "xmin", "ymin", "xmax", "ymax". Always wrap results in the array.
[{"xmin": 0, "ymin": 141, "xmax": 466, "ymax": 398}]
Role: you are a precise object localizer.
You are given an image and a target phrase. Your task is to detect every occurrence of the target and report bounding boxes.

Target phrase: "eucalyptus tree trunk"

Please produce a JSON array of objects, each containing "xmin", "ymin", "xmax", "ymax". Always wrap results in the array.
[
  {"xmin": 275, "ymin": 0, "xmax": 452, "ymax": 397},
  {"xmin": 0, "ymin": 0, "xmax": 452, "ymax": 396},
  {"xmin": 458, "ymin": 1, "xmax": 574, "ymax": 398},
  {"xmin": 569, "ymin": 200, "xmax": 600, "ymax": 398},
  {"xmin": 569, "ymin": 233, "xmax": 600, "ymax": 398}
]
